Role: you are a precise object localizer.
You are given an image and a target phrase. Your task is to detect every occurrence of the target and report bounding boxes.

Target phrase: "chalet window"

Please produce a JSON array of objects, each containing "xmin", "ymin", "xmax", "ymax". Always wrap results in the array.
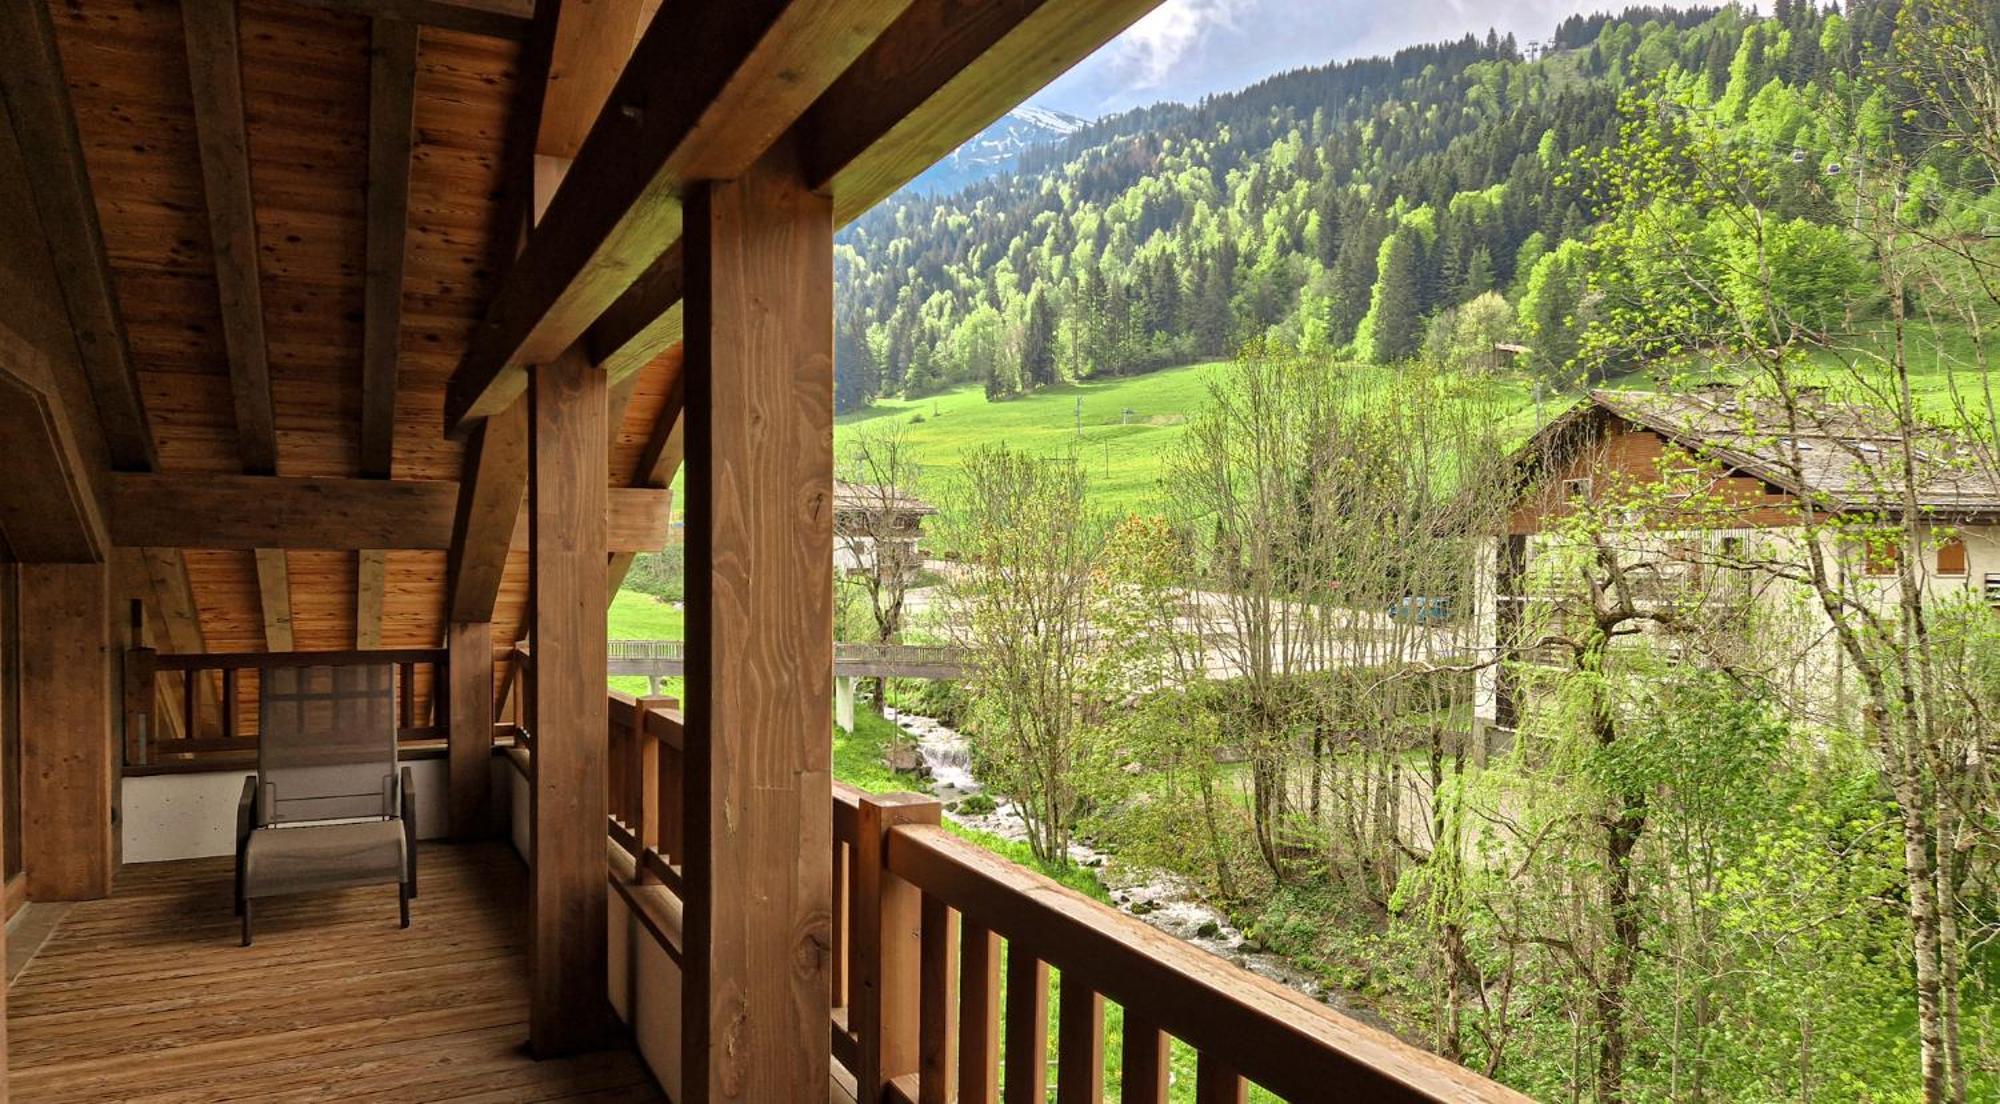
[
  {"xmin": 1561, "ymin": 477, "xmax": 1592, "ymax": 502},
  {"xmin": 1986, "ymin": 574, "xmax": 2000, "ymax": 607},
  {"xmin": 1937, "ymin": 536, "xmax": 1968, "ymax": 576},
  {"xmin": 1865, "ymin": 539, "xmax": 1899, "ymax": 577}
]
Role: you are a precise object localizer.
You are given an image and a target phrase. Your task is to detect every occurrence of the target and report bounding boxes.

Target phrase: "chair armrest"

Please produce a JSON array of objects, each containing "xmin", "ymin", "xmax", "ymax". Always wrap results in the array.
[{"xmin": 236, "ymin": 775, "xmax": 258, "ymax": 845}]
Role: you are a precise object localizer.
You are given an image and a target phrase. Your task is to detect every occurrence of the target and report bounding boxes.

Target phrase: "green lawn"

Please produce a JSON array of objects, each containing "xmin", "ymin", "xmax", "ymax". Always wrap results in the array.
[
  {"xmin": 606, "ymin": 590, "xmax": 683, "ymax": 699},
  {"xmin": 835, "ymin": 362, "xmax": 1230, "ymax": 516}
]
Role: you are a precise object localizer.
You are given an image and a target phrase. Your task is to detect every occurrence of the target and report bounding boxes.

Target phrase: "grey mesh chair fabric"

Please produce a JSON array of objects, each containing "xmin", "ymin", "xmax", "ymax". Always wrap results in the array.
[{"xmin": 234, "ymin": 664, "xmax": 417, "ymax": 946}]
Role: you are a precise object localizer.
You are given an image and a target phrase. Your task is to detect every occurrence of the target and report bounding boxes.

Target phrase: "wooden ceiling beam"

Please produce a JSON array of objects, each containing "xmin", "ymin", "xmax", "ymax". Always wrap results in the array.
[
  {"xmin": 183, "ymin": 0, "xmax": 280, "ymax": 477},
  {"xmin": 278, "ymin": 0, "xmax": 536, "ymax": 41},
  {"xmin": 446, "ymin": 401, "xmax": 529, "ymax": 622},
  {"xmin": 805, "ymin": 0, "xmax": 1162, "ymax": 224},
  {"xmin": 580, "ymin": 0, "xmax": 1162, "ymax": 381},
  {"xmin": 443, "ymin": 0, "xmax": 916, "ymax": 434},
  {"xmin": 0, "ymin": 320, "xmax": 108, "ymax": 564},
  {"xmin": 111, "ymin": 471, "xmax": 674, "ymax": 554},
  {"xmin": 184, "ymin": 0, "xmax": 292, "ymax": 651},
  {"xmin": 361, "ymin": 18, "xmax": 421, "ymax": 480},
  {"xmin": 0, "ymin": 3, "xmax": 157, "ymax": 473}
]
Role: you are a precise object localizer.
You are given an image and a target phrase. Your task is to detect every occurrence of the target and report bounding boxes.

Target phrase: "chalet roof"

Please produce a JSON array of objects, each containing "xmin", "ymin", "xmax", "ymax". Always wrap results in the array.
[
  {"xmin": 833, "ymin": 480, "xmax": 935, "ymax": 517},
  {"xmin": 1534, "ymin": 388, "xmax": 2000, "ymax": 518}
]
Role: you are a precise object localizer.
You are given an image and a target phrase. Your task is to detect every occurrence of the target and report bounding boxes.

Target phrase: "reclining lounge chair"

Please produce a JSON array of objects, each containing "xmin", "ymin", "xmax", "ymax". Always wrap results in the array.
[{"xmin": 235, "ymin": 664, "xmax": 417, "ymax": 946}]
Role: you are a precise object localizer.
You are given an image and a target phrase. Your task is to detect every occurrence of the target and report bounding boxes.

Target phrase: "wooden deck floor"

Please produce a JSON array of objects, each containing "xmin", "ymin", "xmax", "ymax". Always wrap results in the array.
[{"xmin": 6, "ymin": 843, "xmax": 666, "ymax": 1103}]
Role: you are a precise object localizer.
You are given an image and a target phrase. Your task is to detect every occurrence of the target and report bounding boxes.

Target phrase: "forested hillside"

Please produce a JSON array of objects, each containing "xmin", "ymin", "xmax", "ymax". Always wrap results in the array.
[{"xmin": 831, "ymin": 1, "xmax": 1986, "ymax": 412}]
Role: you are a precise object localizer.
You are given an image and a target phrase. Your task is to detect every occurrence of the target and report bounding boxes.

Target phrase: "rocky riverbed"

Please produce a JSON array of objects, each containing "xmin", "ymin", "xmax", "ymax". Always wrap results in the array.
[{"xmin": 883, "ymin": 707, "xmax": 1379, "ymax": 1023}]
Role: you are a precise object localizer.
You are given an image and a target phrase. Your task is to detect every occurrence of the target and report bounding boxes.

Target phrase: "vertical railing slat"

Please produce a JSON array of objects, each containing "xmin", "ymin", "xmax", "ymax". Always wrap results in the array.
[
  {"xmin": 221, "ymin": 668, "xmax": 238, "ymax": 740},
  {"xmin": 918, "ymin": 895, "xmax": 959, "ymax": 1104},
  {"xmin": 1056, "ymin": 980, "xmax": 1105, "ymax": 1104},
  {"xmin": 959, "ymin": 920, "xmax": 1001, "ymax": 1104},
  {"xmin": 1003, "ymin": 944, "xmax": 1049, "ymax": 1104},
  {"xmin": 1193, "ymin": 1053, "xmax": 1247, "ymax": 1104},
  {"xmin": 1118, "ymin": 1017, "xmax": 1170, "ymax": 1104}
]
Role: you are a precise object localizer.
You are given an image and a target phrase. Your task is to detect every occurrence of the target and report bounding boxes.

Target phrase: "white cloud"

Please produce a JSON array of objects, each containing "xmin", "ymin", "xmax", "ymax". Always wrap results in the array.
[{"xmin": 1107, "ymin": 0, "xmax": 1255, "ymax": 91}]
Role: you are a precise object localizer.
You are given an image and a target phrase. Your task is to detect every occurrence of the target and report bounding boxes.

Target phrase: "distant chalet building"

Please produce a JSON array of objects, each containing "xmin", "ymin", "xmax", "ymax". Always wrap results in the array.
[
  {"xmin": 833, "ymin": 480, "xmax": 935, "ymax": 579},
  {"xmin": 1475, "ymin": 387, "xmax": 2000, "ymax": 739}
]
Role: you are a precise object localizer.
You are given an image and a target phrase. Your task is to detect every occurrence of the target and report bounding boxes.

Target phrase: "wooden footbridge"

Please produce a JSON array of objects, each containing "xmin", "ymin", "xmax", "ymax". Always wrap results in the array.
[{"xmin": 609, "ymin": 640, "xmax": 965, "ymax": 680}]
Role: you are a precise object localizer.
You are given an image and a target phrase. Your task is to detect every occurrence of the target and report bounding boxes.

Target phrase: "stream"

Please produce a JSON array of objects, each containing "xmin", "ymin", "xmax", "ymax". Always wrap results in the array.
[{"xmin": 882, "ymin": 707, "xmax": 1380, "ymax": 1025}]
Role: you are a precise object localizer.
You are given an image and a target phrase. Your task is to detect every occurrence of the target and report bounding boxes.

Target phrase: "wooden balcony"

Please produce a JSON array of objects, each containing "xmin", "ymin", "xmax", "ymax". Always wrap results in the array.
[{"xmin": 0, "ymin": 0, "xmax": 1527, "ymax": 1099}]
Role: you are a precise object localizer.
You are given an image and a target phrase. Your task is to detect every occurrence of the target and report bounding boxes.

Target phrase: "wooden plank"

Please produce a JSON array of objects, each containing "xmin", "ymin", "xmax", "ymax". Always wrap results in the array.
[
  {"xmin": 885, "ymin": 825, "xmax": 1538, "ymax": 1103},
  {"xmin": 1193, "ymin": 1056, "xmax": 1247, "ymax": 1104},
  {"xmin": 444, "ymin": 0, "xmax": 912, "ymax": 432},
  {"xmin": 1002, "ymin": 948, "xmax": 1049, "ymax": 1104},
  {"xmin": 1056, "ymin": 982, "xmax": 1104, "ymax": 1104},
  {"xmin": 1118, "ymin": 1018, "xmax": 1169, "ymax": 1104},
  {"xmin": 582, "ymin": 0, "xmax": 1162, "ymax": 380},
  {"xmin": 805, "ymin": 0, "xmax": 1163, "ymax": 224},
  {"xmin": 960, "ymin": 920, "xmax": 1002, "ymax": 1104},
  {"xmin": 538, "ymin": 0, "xmax": 650, "ymax": 161},
  {"xmin": 445, "ymin": 403, "xmax": 528, "ymax": 621},
  {"xmin": 0, "ymin": 2, "xmax": 155, "ymax": 472},
  {"xmin": 182, "ymin": 0, "xmax": 279, "ymax": 476},
  {"xmin": 110, "ymin": 471, "xmax": 670, "ymax": 553},
  {"xmin": 586, "ymin": 245, "xmax": 684, "ymax": 384},
  {"xmin": 254, "ymin": 549, "xmax": 294, "ymax": 652},
  {"xmin": 0, "ymin": 321, "xmax": 107, "ymax": 563},
  {"xmin": 449, "ymin": 620, "xmax": 493, "ymax": 838},
  {"xmin": 681, "ymin": 139, "xmax": 836, "ymax": 1102},
  {"xmin": 357, "ymin": 550, "xmax": 388, "ymax": 649},
  {"xmin": 919, "ymin": 895, "xmax": 960, "ymax": 1104},
  {"xmin": 280, "ymin": 0, "xmax": 536, "ymax": 41},
  {"xmin": 17, "ymin": 563, "xmax": 114, "ymax": 901},
  {"xmin": 156, "ymin": 648, "xmax": 446, "ymax": 671},
  {"xmin": 361, "ymin": 18, "xmax": 421, "ymax": 480},
  {"xmin": 525, "ymin": 346, "xmax": 614, "ymax": 1056},
  {"xmin": 855, "ymin": 794, "xmax": 938, "ymax": 1100}
]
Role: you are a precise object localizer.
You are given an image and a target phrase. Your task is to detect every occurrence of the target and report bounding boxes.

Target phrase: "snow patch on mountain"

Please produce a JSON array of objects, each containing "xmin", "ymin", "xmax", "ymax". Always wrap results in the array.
[{"xmin": 902, "ymin": 106, "xmax": 1090, "ymax": 197}]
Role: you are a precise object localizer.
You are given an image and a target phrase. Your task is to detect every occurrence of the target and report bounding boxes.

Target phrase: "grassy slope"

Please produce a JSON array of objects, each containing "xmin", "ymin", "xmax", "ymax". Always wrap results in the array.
[{"xmin": 835, "ymin": 362, "xmax": 1228, "ymax": 516}]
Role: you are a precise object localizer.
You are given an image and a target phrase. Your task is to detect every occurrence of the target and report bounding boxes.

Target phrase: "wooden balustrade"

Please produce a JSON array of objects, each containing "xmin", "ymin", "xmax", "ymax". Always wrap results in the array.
[
  {"xmin": 581, "ymin": 690, "xmax": 1528, "ymax": 1103},
  {"xmin": 130, "ymin": 647, "xmax": 449, "ymax": 771}
]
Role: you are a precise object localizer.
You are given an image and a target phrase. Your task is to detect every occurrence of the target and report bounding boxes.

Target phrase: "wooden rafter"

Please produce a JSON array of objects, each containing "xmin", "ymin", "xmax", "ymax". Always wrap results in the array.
[
  {"xmin": 183, "ymin": 0, "xmax": 293, "ymax": 653},
  {"xmin": 111, "ymin": 471, "xmax": 675, "ymax": 553},
  {"xmin": 0, "ymin": 2, "xmax": 156, "ymax": 473},
  {"xmin": 281, "ymin": 0, "xmax": 536, "ymax": 41},
  {"xmin": 361, "ymin": 18, "xmax": 420, "ymax": 481},
  {"xmin": 443, "ymin": 0, "xmax": 915, "ymax": 433},
  {"xmin": 183, "ymin": 0, "xmax": 279, "ymax": 477},
  {"xmin": 356, "ymin": 549, "xmax": 388, "ymax": 649},
  {"xmin": 580, "ymin": 0, "xmax": 1164, "ymax": 384}
]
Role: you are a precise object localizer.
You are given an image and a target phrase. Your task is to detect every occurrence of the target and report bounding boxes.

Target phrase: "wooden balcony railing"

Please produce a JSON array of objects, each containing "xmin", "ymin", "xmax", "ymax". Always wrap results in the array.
[
  {"xmin": 590, "ymin": 688, "xmax": 1528, "ymax": 1103},
  {"xmin": 130, "ymin": 647, "xmax": 448, "ymax": 772}
]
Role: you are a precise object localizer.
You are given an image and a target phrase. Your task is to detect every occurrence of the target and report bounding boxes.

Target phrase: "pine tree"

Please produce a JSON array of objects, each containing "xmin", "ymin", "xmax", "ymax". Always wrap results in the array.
[
  {"xmin": 1370, "ymin": 231, "xmax": 1425, "ymax": 364},
  {"xmin": 1020, "ymin": 285, "xmax": 1058, "ymax": 389},
  {"xmin": 833, "ymin": 317, "xmax": 878, "ymax": 413}
]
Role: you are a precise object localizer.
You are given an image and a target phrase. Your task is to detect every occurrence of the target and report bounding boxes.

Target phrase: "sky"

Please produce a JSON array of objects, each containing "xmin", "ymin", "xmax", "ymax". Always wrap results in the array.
[{"xmin": 1034, "ymin": 0, "xmax": 1710, "ymax": 119}]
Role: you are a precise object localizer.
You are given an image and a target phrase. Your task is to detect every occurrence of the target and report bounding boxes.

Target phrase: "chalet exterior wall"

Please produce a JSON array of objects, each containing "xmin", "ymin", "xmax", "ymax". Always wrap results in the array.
[{"xmin": 1474, "ymin": 395, "xmax": 2000, "ymax": 744}]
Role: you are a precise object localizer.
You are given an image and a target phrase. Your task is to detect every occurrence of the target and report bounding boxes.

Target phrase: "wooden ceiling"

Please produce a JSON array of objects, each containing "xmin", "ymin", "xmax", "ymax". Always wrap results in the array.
[{"xmin": 0, "ymin": 0, "xmax": 1164, "ymax": 729}]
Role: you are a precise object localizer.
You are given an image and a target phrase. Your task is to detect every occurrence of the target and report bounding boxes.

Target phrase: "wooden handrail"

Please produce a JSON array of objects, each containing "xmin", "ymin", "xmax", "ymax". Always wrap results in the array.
[
  {"xmin": 881, "ymin": 821, "xmax": 1531, "ymax": 1103},
  {"xmin": 153, "ymin": 647, "xmax": 446, "ymax": 670},
  {"xmin": 586, "ymin": 690, "xmax": 1527, "ymax": 1103}
]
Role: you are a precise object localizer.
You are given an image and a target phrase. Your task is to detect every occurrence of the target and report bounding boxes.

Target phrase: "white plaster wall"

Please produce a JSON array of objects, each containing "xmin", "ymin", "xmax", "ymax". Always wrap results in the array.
[
  {"xmin": 609, "ymin": 887, "xmax": 685, "ymax": 1099},
  {"xmin": 122, "ymin": 758, "xmax": 452, "ymax": 864}
]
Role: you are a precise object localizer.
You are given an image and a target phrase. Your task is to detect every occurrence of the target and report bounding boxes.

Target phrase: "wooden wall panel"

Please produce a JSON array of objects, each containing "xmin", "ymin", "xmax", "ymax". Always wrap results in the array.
[
  {"xmin": 284, "ymin": 549, "xmax": 358, "ymax": 651},
  {"xmin": 17, "ymin": 563, "xmax": 113, "ymax": 901}
]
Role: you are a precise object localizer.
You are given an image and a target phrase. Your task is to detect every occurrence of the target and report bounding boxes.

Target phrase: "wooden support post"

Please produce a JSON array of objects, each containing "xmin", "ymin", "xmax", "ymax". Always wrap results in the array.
[
  {"xmin": 854, "ymin": 793, "xmax": 941, "ymax": 1100},
  {"xmin": 18, "ymin": 564, "xmax": 114, "ymax": 901},
  {"xmin": 526, "ymin": 346, "xmax": 613, "ymax": 1056},
  {"xmin": 681, "ymin": 138, "xmax": 836, "ymax": 1102},
  {"xmin": 448, "ymin": 619, "xmax": 492, "ymax": 839},
  {"xmin": 633, "ymin": 695, "xmax": 669, "ymax": 852}
]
